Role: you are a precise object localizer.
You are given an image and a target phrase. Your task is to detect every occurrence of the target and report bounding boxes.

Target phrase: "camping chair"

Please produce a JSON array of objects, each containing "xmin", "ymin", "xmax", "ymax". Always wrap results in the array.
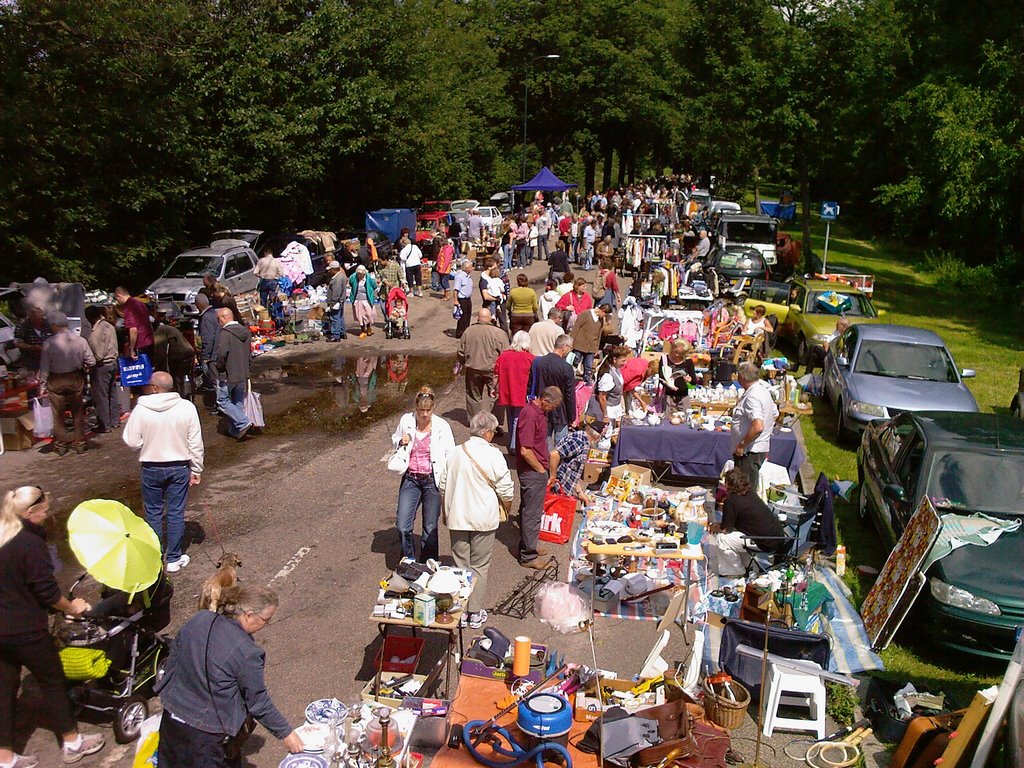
[
  {"xmin": 731, "ymin": 332, "xmax": 765, "ymax": 366},
  {"xmin": 742, "ymin": 501, "xmax": 819, "ymax": 576}
]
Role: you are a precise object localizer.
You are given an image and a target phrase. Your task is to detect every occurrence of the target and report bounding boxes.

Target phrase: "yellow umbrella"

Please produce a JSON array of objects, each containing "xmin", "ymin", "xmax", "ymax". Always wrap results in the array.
[{"xmin": 67, "ymin": 499, "xmax": 162, "ymax": 597}]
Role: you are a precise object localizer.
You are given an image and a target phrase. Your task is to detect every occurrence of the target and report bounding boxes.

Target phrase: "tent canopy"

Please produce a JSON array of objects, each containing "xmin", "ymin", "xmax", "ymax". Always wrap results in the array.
[
  {"xmin": 511, "ymin": 167, "xmax": 577, "ymax": 192},
  {"xmin": 365, "ymin": 209, "xmax": 416, "ymax": 244}
]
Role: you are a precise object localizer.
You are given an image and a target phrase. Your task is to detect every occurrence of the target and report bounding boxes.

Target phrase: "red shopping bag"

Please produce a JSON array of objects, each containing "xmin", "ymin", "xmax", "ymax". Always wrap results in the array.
[{"xmin": 540, "ymin": 482, "xmax": 576, "ymax": 545}]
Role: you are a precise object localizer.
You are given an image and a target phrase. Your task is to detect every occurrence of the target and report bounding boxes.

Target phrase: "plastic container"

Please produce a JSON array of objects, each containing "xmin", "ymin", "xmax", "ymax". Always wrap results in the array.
[
  {"xmin": 374, "ymin": 635, "xmax": 425, "ymax": 674},
  {"xmin": 403, "ymin": 697, "xmax": 453, "ymax": 748}
]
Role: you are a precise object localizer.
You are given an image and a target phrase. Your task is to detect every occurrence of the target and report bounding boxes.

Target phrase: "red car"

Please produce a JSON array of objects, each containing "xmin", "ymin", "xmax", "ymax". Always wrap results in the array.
[{"xmin": 416, "ymin": 200, "xmax": 451, "ymax": 245}]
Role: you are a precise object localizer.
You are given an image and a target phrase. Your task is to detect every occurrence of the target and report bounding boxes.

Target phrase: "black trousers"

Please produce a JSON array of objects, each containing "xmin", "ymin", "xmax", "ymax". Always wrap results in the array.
[
  {"xmin": 90, "ymin": 361, "xmax": 120, "ymax": 430},
  {"xmin": 158, "ymin": 713, "xmax": 237, "ymax": 768},
  {"xmin": 735, "ymin": 451, "xmax": 767, "ymax": 490},
  {"xmin": 0, "ymin": 634, "xmax": 77, "ymax": 748},
  {"xmin": 456, "ymin": 297, "xmax": 472, "ymax": 338}
]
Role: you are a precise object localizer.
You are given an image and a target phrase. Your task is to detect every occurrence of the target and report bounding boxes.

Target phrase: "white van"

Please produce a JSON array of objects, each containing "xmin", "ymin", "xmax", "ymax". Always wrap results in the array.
[{"xmin": 716, "ymin": 212, "xmax": 778, "ymax": 265}]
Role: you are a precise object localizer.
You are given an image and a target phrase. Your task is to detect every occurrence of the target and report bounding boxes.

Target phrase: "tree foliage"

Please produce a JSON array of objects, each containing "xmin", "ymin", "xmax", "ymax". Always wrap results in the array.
[{"xmin": 0, "ymin": 0, "xmax": 1020, "ymax": 286}]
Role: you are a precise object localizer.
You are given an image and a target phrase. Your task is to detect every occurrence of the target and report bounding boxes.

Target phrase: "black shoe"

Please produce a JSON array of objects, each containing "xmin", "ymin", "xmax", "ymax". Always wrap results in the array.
[{"xmin": 339, "ymin": 333, "xmax": 348, "ymax": 339}]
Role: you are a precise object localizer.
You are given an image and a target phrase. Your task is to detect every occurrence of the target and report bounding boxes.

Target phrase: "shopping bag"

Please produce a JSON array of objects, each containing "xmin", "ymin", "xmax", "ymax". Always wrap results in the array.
[
  {"xmin": 132, "ymin": 713, "xmax": 161, "ymax": 767},
  {"xmin": 540, "ymin": 482, "xmax": 576, "ymax": 545},
  {"xmin": 118, "ymin": 354, "xmax": 153, "ymax": 387},
  {"xmin": 243, "ymin": 381, "xmax": 265, "ymax": 428},
  {"xmin": 32, "ymin": 397, "xmax": 53, "ymax": 438}
]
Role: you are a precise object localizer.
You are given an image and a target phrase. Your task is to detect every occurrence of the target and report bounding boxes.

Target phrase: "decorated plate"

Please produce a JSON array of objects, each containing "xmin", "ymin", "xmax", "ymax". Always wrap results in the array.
[
  {"xmin": 295, "ymin": 722, "xmax": 330, "ymax": 753},
  {"xmin": 305, "ymin": 698, "xmax": 347, "ymax": 725},
  {"xmin": 279, "ymin": 754, "xmax": 329, "ymax": 768}
]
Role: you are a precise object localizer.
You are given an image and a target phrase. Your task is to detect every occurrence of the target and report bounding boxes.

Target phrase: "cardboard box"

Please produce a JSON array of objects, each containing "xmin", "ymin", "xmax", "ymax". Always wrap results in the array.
[
  {"xmin": 574, "ymin": 677, "xmax": 665, "ymax": 722},
  {"xmin": 361, "ymin": 672, "xmax": 428, "ymax": 709},
  {"xmin": 413, "ymin": 593, "xmax": 436, "ymax": 626},
  {"xmin": 0, "ymin": 413, "xmax": 35, "ymax": 451},
  {"xmin": 610, "ymin": 463, "xmax": 653, "ymax": 488},
  {"xmin": 582, "ymin": 462, "xmax": 607, "ymax": 486}
]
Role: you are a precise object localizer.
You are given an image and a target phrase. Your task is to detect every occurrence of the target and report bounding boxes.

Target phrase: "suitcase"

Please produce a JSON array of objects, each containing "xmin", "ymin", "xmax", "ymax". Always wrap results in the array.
[{"xmin": 890, "ymin": 711, "xmax": 963, "ymax": 768}]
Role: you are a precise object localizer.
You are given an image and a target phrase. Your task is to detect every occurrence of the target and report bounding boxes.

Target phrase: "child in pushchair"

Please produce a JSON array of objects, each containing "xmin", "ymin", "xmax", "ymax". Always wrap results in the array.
[
  {"xmin": 385, "ymin": 285, "xmax": 411, "ymax": 339},
  {"xmin": 56, "ymin": 573, "xmax": 173, "ymax": 743}
]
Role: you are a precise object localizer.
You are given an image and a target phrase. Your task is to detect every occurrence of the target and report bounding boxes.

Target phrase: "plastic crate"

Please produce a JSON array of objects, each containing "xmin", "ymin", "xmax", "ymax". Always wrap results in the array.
[{"xmin": 374, "ymin": 635, "xmax": 425, "ymax": 674}]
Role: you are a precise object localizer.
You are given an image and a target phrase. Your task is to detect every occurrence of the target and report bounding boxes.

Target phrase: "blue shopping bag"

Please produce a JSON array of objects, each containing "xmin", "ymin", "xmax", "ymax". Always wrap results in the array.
[{"xmin": 118, "ymin": 354, "xmax": 153, "ymax": 387}]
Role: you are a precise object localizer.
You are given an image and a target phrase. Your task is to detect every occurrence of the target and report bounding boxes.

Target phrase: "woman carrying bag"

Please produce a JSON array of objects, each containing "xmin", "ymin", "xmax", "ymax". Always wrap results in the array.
[{"xmin": 389, "ymin": 388, "xmax": 455, "ymax": 564}]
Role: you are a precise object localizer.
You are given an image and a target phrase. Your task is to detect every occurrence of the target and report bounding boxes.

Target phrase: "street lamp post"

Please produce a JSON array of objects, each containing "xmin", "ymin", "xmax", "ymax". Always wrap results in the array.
[{"xmin": 522, "ymin": 54, "xmax": 560, "ymax": 184}]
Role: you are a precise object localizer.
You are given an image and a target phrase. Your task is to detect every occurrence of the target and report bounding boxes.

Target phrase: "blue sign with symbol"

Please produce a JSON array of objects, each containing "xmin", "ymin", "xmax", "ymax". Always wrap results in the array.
[{"xmin": 820, "ymin": 201, "xmax": 840, "ymax": 221}]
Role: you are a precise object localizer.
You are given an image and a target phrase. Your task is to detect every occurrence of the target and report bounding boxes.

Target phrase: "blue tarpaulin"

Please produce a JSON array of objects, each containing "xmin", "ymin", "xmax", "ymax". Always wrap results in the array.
[
  {"xmin": 365, "ymin": 208, "xmax": 416, "ymax": 244},
  {"xmin": 759, "ymin": 202, "xmax": 797, "ymax": 220}
]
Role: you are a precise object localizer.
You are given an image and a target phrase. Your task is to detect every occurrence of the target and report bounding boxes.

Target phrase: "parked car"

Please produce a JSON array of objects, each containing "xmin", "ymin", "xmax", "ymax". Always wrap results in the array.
[
  {"xmin": 709, "ymin": 200, "xmax": 741, "ymax": 216},
  {"xmin": 705, "ymin": 245, "xmax": 769, "ymax": 287},
  {"xmin": 147, "ymin": 239, "xmax": 258, "ymax": 317},
  {"xmin": 742, "ymin": 276, "xmax": 883, "ymax": 362},
  {"xmin": 857, "ymin": 411, "xmax": 1024, "ymax": 660},
  {"xmin": 416, "ymin": 200, "xmax": 451, "ymax": 232},
  {"xmin": 476, "ymin": 206, "xmax": 502, "ymax": 233},
  {"xmin": 450, "ymin": 199, "xmax": 479, "ymax": 212},
  {"xmin": 212, "ymin": 229, "xmax": 262, "ymax": 246},
  {"xmin": 717, "ymin": 212, "xmax": 778, "ymax": 265},
  {"xmin": 825, "ymin": 324, "xmax": 978, "ymax": 438},
  {"xmin": 489, "ymin": 192, "xmax": 512, "ymax": 215},
  {"xmin": 688, "ymin": 189, "xmax": 712, "ymax": 209}
]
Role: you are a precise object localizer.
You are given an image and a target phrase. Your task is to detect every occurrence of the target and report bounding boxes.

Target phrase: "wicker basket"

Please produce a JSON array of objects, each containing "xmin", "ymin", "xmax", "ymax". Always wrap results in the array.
[{"xmin": 701, "ymin": 678, "xmax": 750, "ymax": 730}]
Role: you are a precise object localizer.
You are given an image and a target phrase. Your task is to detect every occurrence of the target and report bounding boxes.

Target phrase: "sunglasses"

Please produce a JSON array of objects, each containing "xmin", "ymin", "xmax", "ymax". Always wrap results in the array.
[{"xmin": 28, "ymin": 487, "xmax": 47, "ymax": 509}]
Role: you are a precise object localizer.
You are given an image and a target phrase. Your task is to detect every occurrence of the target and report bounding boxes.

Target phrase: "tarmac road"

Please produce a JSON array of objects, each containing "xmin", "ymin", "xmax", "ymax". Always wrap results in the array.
[{"xmin": 2, "ymin": 259, "xmax": 885, "ymax": 767}]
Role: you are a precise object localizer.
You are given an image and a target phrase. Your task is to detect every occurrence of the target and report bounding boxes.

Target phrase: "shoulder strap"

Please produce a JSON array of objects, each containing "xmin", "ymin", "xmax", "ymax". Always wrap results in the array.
[{"xmin": 462, "ymin": 444, "xmax": 495, "ymax": 489}]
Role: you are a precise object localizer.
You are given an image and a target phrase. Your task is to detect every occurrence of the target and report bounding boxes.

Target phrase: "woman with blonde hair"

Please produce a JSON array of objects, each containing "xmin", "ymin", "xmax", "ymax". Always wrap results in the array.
[
  {"xmin": 660, "ymin": 339, "xmax": 697, "ymax": 412},
  {"xmin": 0, "ymin": 487, "xmax": 106, "ymax": 767},
  {"xmin": 155, "ymin": 584, "xmax": 302, "ymax": 766},
  {"xmin": 391, "ymin": 388, "xmax": 456, "ymax": 563}
]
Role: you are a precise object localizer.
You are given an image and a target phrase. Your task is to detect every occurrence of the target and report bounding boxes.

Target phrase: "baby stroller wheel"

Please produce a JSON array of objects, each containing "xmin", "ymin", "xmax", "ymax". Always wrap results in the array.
[
  {"xmin": 403, "ymin": 327, "xmax": 411, "ymax": 339},
  {"xmin": 384, "ymin": 324, "xmax": 393, "ymax": 339},
  {"xmin": 113, "ymin": 695, "xmax": 148, "ymax": 743}
]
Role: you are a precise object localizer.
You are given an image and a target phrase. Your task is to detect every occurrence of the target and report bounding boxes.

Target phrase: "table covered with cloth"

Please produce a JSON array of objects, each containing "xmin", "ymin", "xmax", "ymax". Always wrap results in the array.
[{"xmin": 612, "ymin": 423, "xmax": 804, "ymax": 480}]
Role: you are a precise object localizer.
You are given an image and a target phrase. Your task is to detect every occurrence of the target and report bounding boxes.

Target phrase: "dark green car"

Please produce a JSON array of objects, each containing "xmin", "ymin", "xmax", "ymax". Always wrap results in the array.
[{"xmin": 857, "ymin": 411, "xmax": 1024, "ymax": 660}]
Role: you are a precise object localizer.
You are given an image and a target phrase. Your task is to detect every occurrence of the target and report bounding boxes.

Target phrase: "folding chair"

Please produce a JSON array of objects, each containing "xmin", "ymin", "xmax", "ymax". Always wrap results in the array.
[{"xmin": 742, "ymin": 502, "xmax": 819, "ymax": 576}]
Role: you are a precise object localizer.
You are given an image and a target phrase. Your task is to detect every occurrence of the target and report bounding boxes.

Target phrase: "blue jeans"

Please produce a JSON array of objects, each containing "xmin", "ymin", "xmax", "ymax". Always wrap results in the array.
[
  {"xmin": 506, "ymin": 405, "xmax": 522, "ymax": 451},
  {"xmin": 537, "ymin": 235, "xmax": 550, "ymax": 261},
  {"xmin": 327, "ymin": 306, "xmax": 346, "ymax": 338},
  {"xmin": 578, "ymin": 350, "xmax": 596, "ymax": 383},
  {"xmin": 216, "ymin": 381, "xmax": 251, "ymax": 437},
  {"xmin": 502, "ymin": 244, "xmax": 513, "ymax": 271},
  {"xmin": 141, "ymin": 462, "xmax": 190, "ymax": 561},
  {"xmin": 258, "ymin": 278, "xmax": 277, "ymax": 309},
  {"xmin": 396, "ymin": 472, "xmax": 440, "ymax": 562},
  {"xmin": 516, "ymin": 242, "xmax": 528, "ymax": 268},
  {"xmin": 582, "ymin": 244, "xmax": 594, "ymax": 270}
]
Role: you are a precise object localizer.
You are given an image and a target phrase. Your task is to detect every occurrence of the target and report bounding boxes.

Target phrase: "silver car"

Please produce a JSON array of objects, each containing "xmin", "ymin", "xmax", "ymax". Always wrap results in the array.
[
  {"xmin": 824, "ymin": 324, "xmax": 977, "ymax": 440},
  {"xmin": 147, "ymin": 239, "xmax": 258, "ymax": 317}
]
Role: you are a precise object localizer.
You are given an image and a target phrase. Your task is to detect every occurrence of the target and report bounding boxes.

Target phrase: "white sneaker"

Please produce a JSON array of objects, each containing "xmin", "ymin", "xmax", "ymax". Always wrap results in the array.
[
  {"xmin": 166, "ymin": 554, "xmax": 191, "ymax": 573},
  {"xmin": 2, "ymin": 754, "xmax": 39, "ymax": 768},
  {"xmin": 62, "ymin": 733, "xmax": 104, "ymax": 764}
]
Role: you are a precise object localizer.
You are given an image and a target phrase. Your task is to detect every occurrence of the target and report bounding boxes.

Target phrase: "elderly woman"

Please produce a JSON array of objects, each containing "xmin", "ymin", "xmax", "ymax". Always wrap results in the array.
[
  {"xmin": 494, "ymin": 332, "xmax": 535, "ymax": 453},
  {"xmin": 156, "ymin": 585, "xmax": 302, "ymax": 766},
  {"xmin": 348, "ymin": 264, "xmax": 379, "ymax": 338},
  {"xmin": 391, "ymin": 387, "xmax": 455, "ymax": 563},
  {"xmin": 660, "ymin": 339, "xmax": 698, "ymax": 412},
  {"xmin": 438, "ymin": 412, "xmax": 514, "ymax": 630},
  {"xmin": 0, "ymin": 487, "xmax": 106, "ymax": 767}
]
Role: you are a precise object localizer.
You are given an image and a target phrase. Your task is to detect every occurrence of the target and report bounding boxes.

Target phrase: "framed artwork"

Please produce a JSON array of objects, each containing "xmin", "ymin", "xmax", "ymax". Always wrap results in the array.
[{"xmin": 860, "ymin": 496, "xmax": 941, "ymax": 650}]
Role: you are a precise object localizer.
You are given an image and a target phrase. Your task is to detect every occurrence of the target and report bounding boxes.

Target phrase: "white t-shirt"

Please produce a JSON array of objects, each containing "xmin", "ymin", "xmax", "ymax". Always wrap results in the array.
[
  {"xmin": 485, "ymin": 276, "xmax": 506, "ymax": 300},
  {"xmin": 594, "ymin": 367, "xmax": 625, "ymax": 420},
  {"xmin": 731, "ymin": 380, "xmax": 778, "ymax": 454},
  {"xmin": 400, "ymin": 243, "xmax": 423, "ymax": 268}
]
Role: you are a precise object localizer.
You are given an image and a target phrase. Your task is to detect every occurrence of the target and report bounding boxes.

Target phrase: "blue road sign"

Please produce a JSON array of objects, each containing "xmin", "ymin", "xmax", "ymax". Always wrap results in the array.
[{"xmin": 820, "ymin": 201, "xmax": 840, "ymax": 221}]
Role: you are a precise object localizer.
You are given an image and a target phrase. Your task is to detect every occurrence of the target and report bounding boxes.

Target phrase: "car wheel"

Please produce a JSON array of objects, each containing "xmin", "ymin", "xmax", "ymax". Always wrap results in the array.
[
  {"xmin": 836, "ymin": 399, "xmax": 854, "ymax": 445},
  {"xmin": 857, "ymin": 469, "xmax": 871, "ymax": 524}
]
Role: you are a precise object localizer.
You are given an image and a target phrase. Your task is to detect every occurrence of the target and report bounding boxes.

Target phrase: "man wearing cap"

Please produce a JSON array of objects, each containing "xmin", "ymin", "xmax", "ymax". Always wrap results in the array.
[
  {"xmin": 325, "ymin": 261, "xmax": 348, "ymax": 342},
  {"xmin": 39, "ymin": 312, "xmax": 95, "ymax": 455}
]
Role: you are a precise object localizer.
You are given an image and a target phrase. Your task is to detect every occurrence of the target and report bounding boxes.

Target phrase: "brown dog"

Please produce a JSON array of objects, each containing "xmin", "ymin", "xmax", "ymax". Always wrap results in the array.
[{"xmin": 198, "ymin": 553, "xmax": 243, "ymax": 612}]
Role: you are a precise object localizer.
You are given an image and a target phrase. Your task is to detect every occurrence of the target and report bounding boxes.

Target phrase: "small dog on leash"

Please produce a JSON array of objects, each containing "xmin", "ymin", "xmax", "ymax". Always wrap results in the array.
[{"xmin": 198, "ymin": 553, "xmax": 243, "ymax": 612}]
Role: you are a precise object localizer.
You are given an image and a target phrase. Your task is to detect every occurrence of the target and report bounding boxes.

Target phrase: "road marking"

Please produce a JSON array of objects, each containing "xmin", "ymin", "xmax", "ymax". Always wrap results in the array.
[{"xmin": 267, "ymin": 546, "xmax": 313, "ymax": 587}]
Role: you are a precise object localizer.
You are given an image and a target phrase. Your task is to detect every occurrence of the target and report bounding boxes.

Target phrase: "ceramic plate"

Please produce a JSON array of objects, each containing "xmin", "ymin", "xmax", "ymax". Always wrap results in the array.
[
  {"xmin": 295, "ymin": 722, "xmax": 330, "ymax": 753},
  {"xmin": 279, "ymin": 754, "xmax": 328, "ymax": 768},
  {"xmin": 305, "ymin": 698, "xmax": 347, "ymax": 725}
]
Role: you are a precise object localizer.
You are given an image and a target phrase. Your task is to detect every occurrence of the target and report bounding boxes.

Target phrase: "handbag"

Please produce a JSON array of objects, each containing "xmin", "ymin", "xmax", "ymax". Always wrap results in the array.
[
  {"xmin": 387, "ymin": 442, "xmax": 411, "ymax": 473},
  {"xmin": 462, "ymin": 445, "xmax": 511, "ymax": 522},
  {"xmin": 118, "ymin": 353, "xmax": 152, "ymax": 388},
  {"xmin": 540, "ymin": 481, "xmax": 575, "ymax": 545},
  {"xmin": 242, "ymin": 381, "xmax": 265, "ymax": 428}
]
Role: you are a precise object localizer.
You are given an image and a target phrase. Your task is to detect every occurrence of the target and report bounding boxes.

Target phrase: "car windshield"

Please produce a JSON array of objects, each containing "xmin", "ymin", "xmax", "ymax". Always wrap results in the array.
[
  {"xmin": 719, "ymin": 250, "xmax": 764, "ymax": 271},
  {"xmin": 853, "ymin": 340, "xmax": 958, "ymax": 381},
  {"xmin": 420, "ymin": 202, "xmax": 449, "ymax": 214},
  {"xmin": 928, "ymin": 451, "xmax": 1024, "ymax": 516},
  {"xmin": 806, "ymin": 290, "xmax": 875, "ymax": 317},
  {"xmin": 724, "ymin": 221, "xmax": 775, "ymax": 245},
  {"xmin": 163, "ymin": 255, "xmax": 222, "ymax": 279}
]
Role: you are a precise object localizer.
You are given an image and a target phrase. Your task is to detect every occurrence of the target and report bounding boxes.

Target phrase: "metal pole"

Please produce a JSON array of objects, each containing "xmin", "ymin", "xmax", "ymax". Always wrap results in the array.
[{"xmin": 822, "ymin": 220, "xmax": 830, "ymax": 274}]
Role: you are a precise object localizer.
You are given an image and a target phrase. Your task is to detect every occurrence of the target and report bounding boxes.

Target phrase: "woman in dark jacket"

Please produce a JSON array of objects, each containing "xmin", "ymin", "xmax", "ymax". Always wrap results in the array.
[
  {"xmin": 0, "ymin": 486, "xmax": 105, "ymax": 768},
  {"xmin": 155, "ymin": 584, "xmax": 302, "ymax": 767}
]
